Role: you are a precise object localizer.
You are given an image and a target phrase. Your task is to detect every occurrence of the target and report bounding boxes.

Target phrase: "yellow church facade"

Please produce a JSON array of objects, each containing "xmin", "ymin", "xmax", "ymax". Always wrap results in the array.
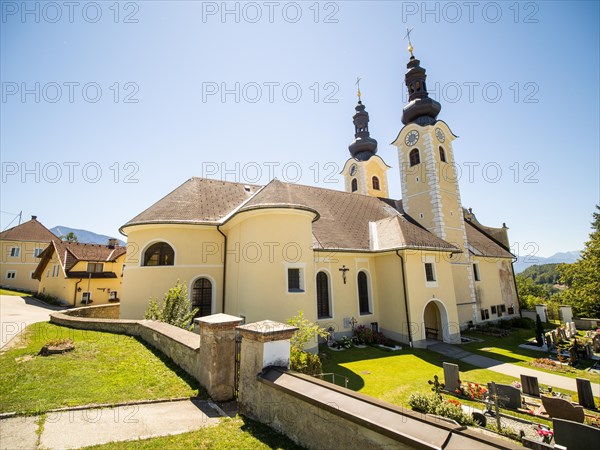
[{"xmin": 119, "ymin": 49, "xmax": 519, "ymax": 349}]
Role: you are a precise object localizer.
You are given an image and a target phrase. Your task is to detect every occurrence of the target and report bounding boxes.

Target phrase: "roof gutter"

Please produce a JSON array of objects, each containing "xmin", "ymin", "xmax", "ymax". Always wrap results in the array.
[
  {"xmin": 216, "ymin": 225, "xmax": 227, "ymax": 314},
  {"xmin": 395, "ymin": 250, "xmax": 413, "ymax": 348}
]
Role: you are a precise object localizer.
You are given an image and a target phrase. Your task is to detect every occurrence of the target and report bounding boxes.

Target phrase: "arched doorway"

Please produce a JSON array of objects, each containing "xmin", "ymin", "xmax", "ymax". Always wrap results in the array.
[{"xmin": 422, "ymin": 299, "xmax": 451, "ymax": 343}]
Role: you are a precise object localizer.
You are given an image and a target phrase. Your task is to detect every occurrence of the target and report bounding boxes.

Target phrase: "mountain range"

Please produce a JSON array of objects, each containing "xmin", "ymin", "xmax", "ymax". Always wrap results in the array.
[
  {"xmin": 513, "ymin": 250, "xmax": 581, "ymax": 273},
  {"xmin": 50, "ymin": 226, "xmax": 125, "ymax": 246}
]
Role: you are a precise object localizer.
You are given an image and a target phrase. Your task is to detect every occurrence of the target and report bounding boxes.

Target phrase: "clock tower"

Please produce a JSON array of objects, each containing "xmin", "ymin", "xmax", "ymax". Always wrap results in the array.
[
  {"xmin": 341, "ymin": 86, "xmax": 390, "ymax": 198},
  {"xmin": 392, "ymin": 42, "xmax": 477, "ymax": 318}
]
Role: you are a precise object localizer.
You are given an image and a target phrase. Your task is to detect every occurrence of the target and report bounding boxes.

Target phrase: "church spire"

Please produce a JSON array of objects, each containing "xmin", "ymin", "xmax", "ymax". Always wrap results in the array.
[
  {"xmin": 401, "ymin": 30, "xmax": 441, "ymax": 126},
  {"xmin": 348, "ymin": 79, "xmax": 378, "ymax": 161}
]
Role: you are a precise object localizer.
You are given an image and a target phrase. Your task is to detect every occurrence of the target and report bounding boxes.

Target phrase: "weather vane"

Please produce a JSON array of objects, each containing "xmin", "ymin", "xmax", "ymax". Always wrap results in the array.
[
  {"xmin": 355, "ymin": 76, "xmax": 362, "ymax": 101},
  {"xmin": 404, "ymin": 27, "xmax": 414, "ymax": 57}
]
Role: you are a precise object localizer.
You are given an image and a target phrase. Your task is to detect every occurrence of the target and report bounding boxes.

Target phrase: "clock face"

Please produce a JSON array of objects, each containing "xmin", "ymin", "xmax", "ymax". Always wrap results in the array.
[
  {"xmin": 405, "ymin": 130, "xmax": 419, "ymax": 146},
  {"xmin": 435, "ymin": 128, "xmax": 445, "ymax": 143},
  {"xmin": 349, "ymin": 164, "xmax": 357, "ymax": 176}
]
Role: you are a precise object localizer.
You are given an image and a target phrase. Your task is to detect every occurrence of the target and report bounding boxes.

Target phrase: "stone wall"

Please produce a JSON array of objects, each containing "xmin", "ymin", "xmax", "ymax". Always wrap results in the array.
[
  {"xmin": 49, "ymin": 309, "xmax": 241, "ymax": 401},
  {"xmin": 61, "ymin": 304, "xmax": 120, "ymax": 319}
]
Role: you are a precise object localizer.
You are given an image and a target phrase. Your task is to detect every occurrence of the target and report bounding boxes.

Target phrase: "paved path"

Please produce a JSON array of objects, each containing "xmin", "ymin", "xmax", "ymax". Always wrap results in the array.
[
  {"xmin": 429, "ymin": 343, "xmax": 600, "ymax": 396},
  {"xmin": 0, "ymin": 295, "xmax": 63, "ymax": 349},
  {"xmin": 0, "ymin": 399, "xmax": 224, "ymax": 449}
]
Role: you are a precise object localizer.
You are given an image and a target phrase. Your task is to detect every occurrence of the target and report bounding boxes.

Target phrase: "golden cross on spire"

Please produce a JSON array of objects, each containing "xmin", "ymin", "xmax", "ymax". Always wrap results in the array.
[
  {"xmin": 355, "ymin": 77, "xmax": 362, "ymax": 101},
  {"xmin": 404, "ymin": 27, "xmax": 414, "ymax": 57}
]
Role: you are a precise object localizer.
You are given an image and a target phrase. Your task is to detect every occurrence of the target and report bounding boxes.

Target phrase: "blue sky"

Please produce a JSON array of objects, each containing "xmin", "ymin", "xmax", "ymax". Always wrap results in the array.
[{"xmin": 1, "ymin": 1, "xmax": 599, "ymax": 260}]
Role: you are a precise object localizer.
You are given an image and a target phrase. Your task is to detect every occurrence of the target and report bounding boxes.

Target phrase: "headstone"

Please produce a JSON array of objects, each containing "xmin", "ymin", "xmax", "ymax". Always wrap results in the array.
[
  {"xmin": 576, "ymin": 378, "xmax": 597, "ymax": 409},
  {"xmin": 545, "ymin": 333, "xmax": 553, "ymax": 349},
  {"xmin": 553, "ymin": 418, "xmax": 600, "ymax": 450},
  {"xmin": 521, "ymin": 374, "xmax": 540, "ymax": 397},
  {"xmin": 488, "ymin": 382, "xmax": 521, "ymax": 410},
  {"xmin": 593, "ymin": 334, "xmax": 600, "ymax": 352},
  {"xmin": 570, "ymin": 322, "xmax": 577, "ymax": 336},
  {"xmin": 535, "ymin": 304, "xmax": 548, "ymax": 323},
  {"xmin": 443, "ymin": 362, "xmax": 460, "ymax": 393},
  {"xmin": 560, "ymin": 306, "xmax": 574, "ymax": 324},
  {"xmin": 584, "ymin": 342, "xmax": 593, "ymax": 359},
  {"xmin": 551, "ymin": 330, "xmax": 558, "ymax": 343}
]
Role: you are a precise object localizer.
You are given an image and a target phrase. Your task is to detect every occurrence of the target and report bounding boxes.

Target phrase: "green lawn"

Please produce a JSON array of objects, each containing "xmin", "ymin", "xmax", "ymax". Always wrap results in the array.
[
  {"xmin": 462, "ymin": 329, "xmax": 600, "ymax": 383},
  {"xmin": 0, "ymin": 288, "xmax": 28, "ymax": 296},
  {"xmin": 0, "ymin": 322, "xmax": 202, "ymax": 414},
  {"xmin": 83, "ymin": 416, "xmax": 303, "ymax": 450}
]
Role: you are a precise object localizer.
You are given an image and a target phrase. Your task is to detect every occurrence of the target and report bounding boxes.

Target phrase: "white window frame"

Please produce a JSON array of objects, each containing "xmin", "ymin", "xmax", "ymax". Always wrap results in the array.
[
  {"xmin": 81, "ymin": 292, "xmax": 92, "ymax": 304},
  {"xmin": 356, "ymin": 269, "xmax": 374, "ymax": 316},
  {"xmin": 109, "ymin": 291, "xmax": 118, "ymax": 300},
  {"xmin": 9, "ymin": 247, "xmax": 20, "ymax": 257},
  {"xmin": 284, "ymin": 263, "xmax": 306, "ymax": 294},
  {"xmin": 423, "ymin": 256, "xmax": 438, "ymax": 287},
  {"xmin": 34, "ymin": 247, "xmax": 44, "ymax": 257},
  {"xmin": 87, "ymin": 262, "xmax": 104, "ymax": 273},
  {"xmin": 473, "ymin": 262, "xmax": 481, "ymax": 282},
  {"xmin": 6, "ymin": 270, "xmax": 16, "ymax": 279},
  {"xmin": 315, "ymin": 269, "xmax": 334, "ymax": 320}
]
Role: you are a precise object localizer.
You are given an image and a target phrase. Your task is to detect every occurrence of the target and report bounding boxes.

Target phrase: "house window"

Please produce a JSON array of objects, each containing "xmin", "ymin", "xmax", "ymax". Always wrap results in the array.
[
  {"xmin": 316, "ymin": 271, "xmax": 331, "ymax": 319},
  {"xmin": 500, "ymin": 304, "xmax": 506, "ymax": 313},
  {"xmin": 6, "ymin": 271, "xmax": 16, "ymax": 279},
  {"xmin": 357, "ymin": 271, "xmax": 371, "ymax": 315},
  {"xmin": 473, "ymin": 263, "xmax": 480, "ymax": 282},
  {"xmin": 439, "ymin": 146, "xmax": 447, "ymax": 163},
  {"xmin": 52, "ymin": 265, "xmax": 59, "ymax": 277},
  {"xmin": 109, "ymin": 291, "xmax": 118, "ymax": 301},
  {"xmin": 424, "ymin": 263, "xmax": 436, "ymax": 282},
  {"xmin": 192, "ymin": 277, "xmax": 212, "ymax": 317},
  {"xmin": 508, "ymin": 306, "xmax": 515, "ymax": 315},
  {"xmin": 81, "ymin": 292, "xmax": 92, "ymax": 304},
  {"xmin": 497, "ymin": 305, "xmax": 503, "ymax": 317},
  {"xmin": 480, "ymin": 309, "xmax": 489, "ymax": 320},
  {"xmin": 87, "ymin": 263, "xmax": 104, "ymax": 273},
  {"xmin": 372, "ymin": 176, "xmax": 380, "ymax": 191},
  {"xmin": 34, "ymin": 248, "xmax": 43, "ymax": 257},
  {"xmin": 9, "ymin": 247, "xmax": 20, "ymax": 257},
  {"xmin": 491, "ymin": 305, "xmax": 497, "ymax": 315},
  {"xmin": 409, "ymin": 149, "xmax": 420, "ymax": 166},
  {"xmin": 143, "ymin": 242, "xmax": 174, "ymax": 266},
  {"xmin": 351, "ymin": 178, "xmax": 358, "ymax": 192},
  {"xmin": 287, "ymin": 267, "xmax": 304, "ymax": 293}
]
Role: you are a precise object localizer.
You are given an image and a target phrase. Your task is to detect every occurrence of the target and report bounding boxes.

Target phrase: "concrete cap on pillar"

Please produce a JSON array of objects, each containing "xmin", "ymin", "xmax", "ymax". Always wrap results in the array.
[
  {"xmin": 195, "ymin": 313, "xmax": 243, "ymax": 330},
  {"xmin": 237, "ymin": 320, "xmax": 298, "ymax": 342}
]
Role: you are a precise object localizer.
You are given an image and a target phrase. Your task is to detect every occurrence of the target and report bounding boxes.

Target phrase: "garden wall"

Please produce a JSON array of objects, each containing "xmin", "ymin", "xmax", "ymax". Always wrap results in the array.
[{"xmin": 49, "ymin": 307, "xmax": 241, "ymax": 401}]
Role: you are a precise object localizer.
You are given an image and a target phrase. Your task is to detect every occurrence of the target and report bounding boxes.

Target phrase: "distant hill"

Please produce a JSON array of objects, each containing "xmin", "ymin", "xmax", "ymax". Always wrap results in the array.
[
  {"xmin": 513, "ymin": 250, "xmax": 580, "ymax": 273},
  {"xmin": 50, "ymin": 226, "xmax": 125, "ymax": 246}
]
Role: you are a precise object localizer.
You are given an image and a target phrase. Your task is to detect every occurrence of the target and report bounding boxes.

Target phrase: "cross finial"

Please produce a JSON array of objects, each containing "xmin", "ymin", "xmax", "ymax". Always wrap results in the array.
[
  {"xmin": 355, "ymin": 77, "xmax": 362, "ymax": 101},
  {"xmin": 404, "ymin": 27, "xmax": 414, "ymax": 57}
]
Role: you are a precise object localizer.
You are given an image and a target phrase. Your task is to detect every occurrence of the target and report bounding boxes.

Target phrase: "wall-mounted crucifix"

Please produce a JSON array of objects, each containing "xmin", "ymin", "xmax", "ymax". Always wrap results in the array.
[{"xmin": 339, "ymin": 265, "xmax": 349, "ymax": 284}]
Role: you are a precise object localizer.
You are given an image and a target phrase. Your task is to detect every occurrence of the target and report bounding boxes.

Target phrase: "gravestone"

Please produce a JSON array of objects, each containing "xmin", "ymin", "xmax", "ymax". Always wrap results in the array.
[
  {"xmin": 570, "ymin": 322, "xmax": 577, "ymax": 336},
  {"xmin": 593, "ymin": 334, "xmax": 600, "ymax": 352},
  {"xmin": 576, "ymin": 378, "xmax": 596, "ymax": 409},
  {"xmin": 551, "ymin": 330, "xmax": 558, "ymax": 343},
  {"xmin": 488, "ymin": 382, "xmax": 521, "ymax": 410},
  {"xmin": 584, "ymin": 342, "xmax": 593, "ymax": 359},
  {"xmin": 443, "ymin": 362, "xmax": 460, "ymax": 393},
  {"xmin": 545, "ymin": 333, "xmax": 552, "ymax": 349},
  {"xmin": 521, "ymin": 374, "xmax": 540, "ymax": 397},
  {"xmin": 553, "ymin": 418, "xmax": 600, "ymax": 450}
]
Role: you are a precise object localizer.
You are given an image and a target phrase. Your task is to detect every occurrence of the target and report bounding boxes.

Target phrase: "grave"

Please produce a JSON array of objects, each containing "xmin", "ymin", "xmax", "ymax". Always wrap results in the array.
[
  {"xmin": 576, "ymin": 378, "xmax": 597, "ymax": 410},
  {"xmin": 442, "ymin": 362, "xmax": 460, "ymax": 393},
  {"xmin": 553, "ymin": 418, "xmax": 600, "ymax": 450},
  {"xmin": 541, "ymin": 395, "xmax": 584, "ymax": 423},
  {"xmin": 487, "ymin": 382, "xmax": 521, "ymax": 410},
  {"xmin": 593, "ymin": 334, "xmax": 600, "ymax": 352},
  {"xmin": 520, "ymin": 374, "xmax": 540, "ymax": 397}
]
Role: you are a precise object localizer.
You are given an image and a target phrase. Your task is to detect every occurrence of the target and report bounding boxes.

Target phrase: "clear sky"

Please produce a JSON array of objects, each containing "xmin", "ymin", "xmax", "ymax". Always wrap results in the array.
[{"xmin": 1, "ymin": 1, "xmax": 599, "ymax": 260}]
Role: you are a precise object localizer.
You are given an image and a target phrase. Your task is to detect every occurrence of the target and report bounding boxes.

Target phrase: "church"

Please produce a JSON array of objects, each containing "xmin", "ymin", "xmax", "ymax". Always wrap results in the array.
[{"xmin": 119, "ymin": 45, "xmax": 519, "ymax": 348}]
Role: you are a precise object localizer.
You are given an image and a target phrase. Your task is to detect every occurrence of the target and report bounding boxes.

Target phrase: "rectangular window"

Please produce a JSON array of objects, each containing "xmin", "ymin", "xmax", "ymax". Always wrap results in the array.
[
  {"xmin": 473, "ymin": 263, "xmax": 480, "ymax": 282},
  {"xmin": 497, "ymin": 304, "xmax": 503, "ymax": 317},
  {"xmin": 500, "ymin": 304, "xmax": 506, "ymax": 313},
  {"xmin": 81, "ymin": 292, "xmax": 91, "ymax": 304},
  {"xmin": 287, "ymin": 268, "xmax": 304, "ymax": 292},
  {"xmin": 424, "ymin": 263, "xmax": 436, "ymax": 282},
  {"xmin": 491, "ymin": 305, "xmax": 497, "ymax": 315},
  {"xmin": 52, "ymin": 265, "xmax": 58, "ymax": 277},
  {"xmin": 508, "ymin": 307, "xmax": 515, "ymax": 315},
  {"xmin": 480, "ymin": 309, "xmax": 489, "ymax": 320},
  {"xmin": 34, "ymin": 248, "xmax": 43, "ymax": 257},
  {"xmin": 87, "ymin": 263, "xmax": 104, "ymax": 273},
  {"xmin": 6, "ymin": 271, "xmax": 16, "ymax": 279},
  {"xmin": 10, "ymin": 247, "xmax": 20, "ymax": 257},
  {"xmin": 109, "ymin": 291, "xmax": 118, "ymax": 300}
]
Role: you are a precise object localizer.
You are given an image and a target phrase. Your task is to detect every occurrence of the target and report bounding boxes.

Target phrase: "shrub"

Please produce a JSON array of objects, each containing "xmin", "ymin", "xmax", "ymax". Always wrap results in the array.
[
  {"xmin": 408, "ymin": 392, "xmax": 433, "ymax": 413},
  {"xmin": 408, "ymin": 393, "xmax": 473, "ymax": 426},
  {"xmin": 34, "ymin": 292, "xmax": 63, "ymax": 306},
  {"xmin": 354, "ymin": 325, "xmax": 374, "ymax": 344},
  {"xmin": 289, "ymin": 348, "xmax": 323, "ymax": 375},
  {"xmin": 287, "ymin": 311, "xmax": 328, "ymax": 351},
  {"xmin": 434, "ymin": 401, "xmax": 474, "ymax": 426},
  {"xmin": 144, "ymin": 281, "xmax": 198, "ymax": 330},
  {"xmin": 510, "ymin": 317, "xmax": 535, "ymax": 329}
]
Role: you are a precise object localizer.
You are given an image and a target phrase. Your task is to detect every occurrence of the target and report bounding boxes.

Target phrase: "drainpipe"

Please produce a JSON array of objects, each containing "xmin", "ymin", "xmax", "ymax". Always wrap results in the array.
[
  {"xmin": 73, "ymin": 279, "xmax": 82, "ymax": 307},
  {"xmin": 216, "ymin": 225, "xmax": 227, "ymax": 314},
  {"xmin": 511, "ymin": 256, "xmax": 522, "ymax": 318},
  {"xmin": 396, "ymin": 250, "xmax": 413, "ymax": 348}
]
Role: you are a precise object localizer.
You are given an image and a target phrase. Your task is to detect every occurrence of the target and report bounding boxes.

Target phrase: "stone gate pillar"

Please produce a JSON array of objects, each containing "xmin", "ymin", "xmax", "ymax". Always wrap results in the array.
[{"xmin": 236, "ymin": 320, "xmax": 298, "ymax": 418}]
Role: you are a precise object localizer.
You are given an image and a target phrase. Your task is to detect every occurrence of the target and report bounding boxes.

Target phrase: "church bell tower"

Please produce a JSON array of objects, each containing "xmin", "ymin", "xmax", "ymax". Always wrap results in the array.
[{"xmin": 341, "ymin": 82, "xmax": 390, "ymax": 198}]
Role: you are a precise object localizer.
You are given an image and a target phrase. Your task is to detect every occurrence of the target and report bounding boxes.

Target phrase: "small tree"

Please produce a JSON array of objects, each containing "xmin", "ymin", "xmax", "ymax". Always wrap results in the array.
[
  {"xmin": 144, "ymin": 281, "xmax": 198, "ymax": 330},
  {"xmin": 535, "ymin": 314, "xmax": 544, "ymax": 347},
  {"xmin": 61, "ymin": 232, "xmax": 78, "ymax": 242},
  {"xmin": 286, "ymin": 311, "xmax": 329, "ymax": 375}
]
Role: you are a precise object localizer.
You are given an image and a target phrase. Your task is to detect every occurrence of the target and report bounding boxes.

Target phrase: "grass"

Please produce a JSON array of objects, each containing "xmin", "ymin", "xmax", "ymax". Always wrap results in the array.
[
  {"xmin": 462, "ymin": 328, "xmax": 600, "ymax": 383},
  {"xmin": 0, "ymin": 322, "xmax": 202, "ymax": 414},
  {"xmin": 0, "ymin": 288, "xmax": 29, "ymax": 296},
  {"xmin": 82, "ymin": 416, "xmax": 303, "ymax": 450},
  {"xmin": 319, "ymin": 344, "xmax": 586, "ymax": 426}
]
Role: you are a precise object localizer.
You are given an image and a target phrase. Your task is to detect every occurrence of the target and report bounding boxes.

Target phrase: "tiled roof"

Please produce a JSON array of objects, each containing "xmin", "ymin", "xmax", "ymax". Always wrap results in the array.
[
  {"xmin": 465, "ymin": 221, "xmax": 514, "ymax": 259},
  {"xmin": 0, "ymin": 218, "xmax": 58, "ymax": 242}
]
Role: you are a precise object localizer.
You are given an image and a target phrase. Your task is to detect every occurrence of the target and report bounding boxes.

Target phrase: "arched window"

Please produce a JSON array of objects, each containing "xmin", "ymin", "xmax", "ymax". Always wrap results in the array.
[
  {"xmin": 143, "ymin": 242, "xmax": 174, "ymax": 266},
  {"xmin": 351, "ymin": 178, "xmax": 358, "ymax": 192},
  {"xmin": 439, "ymin": 146, "xmax": 446, "ymax": 163},
  {"xmin": 192, "ymin": 277, "xmax": 212, "ymax": 318},
  {"xmin": 409, "ymin": 149, "xmax": 420, "ymax": 167},
  {"xmin": 358, "ymin": 271, "xmax": 371, "ymax": 315},
  {"xmin": 372, "ymin": 176, "xmax": 380, "ymax": 191},
  {"xmin": 316, "ymin": 271, "xmax": 331, "ymax": 319}
]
